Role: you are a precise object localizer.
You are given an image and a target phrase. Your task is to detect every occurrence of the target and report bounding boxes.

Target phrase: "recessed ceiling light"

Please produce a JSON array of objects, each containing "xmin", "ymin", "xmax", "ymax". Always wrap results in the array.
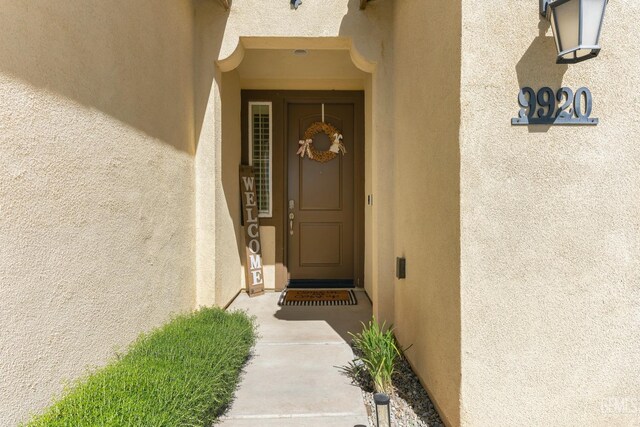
[{"xmin": 293, "ymin": 49, "xmax": 308, "ymax": 56}]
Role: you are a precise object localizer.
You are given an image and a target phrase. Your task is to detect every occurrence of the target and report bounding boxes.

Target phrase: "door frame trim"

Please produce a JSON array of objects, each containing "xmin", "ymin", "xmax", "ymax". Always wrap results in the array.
[{"xmin": 241, "ymin": 90, "xmax": 364, "ymax": 290}]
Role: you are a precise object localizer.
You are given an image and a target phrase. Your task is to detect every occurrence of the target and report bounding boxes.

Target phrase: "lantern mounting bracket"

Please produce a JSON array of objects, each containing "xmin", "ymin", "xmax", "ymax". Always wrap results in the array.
[{"xmin": 540, "ymin": 0, "xmax": 551, "ymax": 17}]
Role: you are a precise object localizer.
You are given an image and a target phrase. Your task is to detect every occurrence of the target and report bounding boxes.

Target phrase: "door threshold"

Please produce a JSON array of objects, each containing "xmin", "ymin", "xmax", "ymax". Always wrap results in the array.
[{"xmin": 287, "ymin": 279, "xmax": 354, "ymax": 289}]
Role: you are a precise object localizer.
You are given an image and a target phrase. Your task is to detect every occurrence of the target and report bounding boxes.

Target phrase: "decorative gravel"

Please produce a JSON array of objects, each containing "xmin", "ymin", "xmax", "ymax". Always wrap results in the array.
[{"xmin": 345, "ymin": 345, "xmax": 445, "ymax": 427}]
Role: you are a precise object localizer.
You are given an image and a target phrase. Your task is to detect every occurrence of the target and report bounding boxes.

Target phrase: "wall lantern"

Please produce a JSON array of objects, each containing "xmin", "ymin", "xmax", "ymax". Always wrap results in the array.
[
  {"xmin": 540, "ymin": 0, "xmax": 608, "ymax": 64},
  {"xmin": 373, "ymin": 393, "xmax": 391, "ymax": 427}
]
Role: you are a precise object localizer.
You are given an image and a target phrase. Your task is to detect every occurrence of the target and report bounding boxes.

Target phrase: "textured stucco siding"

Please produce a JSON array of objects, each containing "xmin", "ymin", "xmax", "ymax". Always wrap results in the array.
[
  {"xmin": 0, "ymin": 1, "xmax": 196, "ymax": 425},
  {"xmin": 217, "ymin": 70, "xmax": 243, "ymax": 304},
  {"xmin": 459, "ymin": 0, "xmax": 640, "ymax": 425},
  {"xmin": 392, "ymin": 1, "xmax": 462, "ymax": 426}
]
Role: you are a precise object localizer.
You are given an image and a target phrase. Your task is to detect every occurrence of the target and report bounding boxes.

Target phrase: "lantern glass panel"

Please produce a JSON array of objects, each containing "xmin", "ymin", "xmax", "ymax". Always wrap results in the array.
[
  {"xmin": 376, "ymin": 404, "xmax": 391, "ymax": 427},
  {"xmin": 553, "ymin": 0, "xmax": 580, "ymax": 53},
  {"xmin": 550, "ymin": 9, "xmax": 561, "ymax": 53},
  {"xmin": 582, "ymin": 0, "xmax": 607, "ymax": 46}
]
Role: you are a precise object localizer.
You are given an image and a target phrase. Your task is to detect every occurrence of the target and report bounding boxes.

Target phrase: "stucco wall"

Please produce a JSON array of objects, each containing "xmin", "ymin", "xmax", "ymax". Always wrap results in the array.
[
  {"xmin": 459, "ymin": 1, "xmax": 640, "ymax": 425},
  {"xmin": 194, "ymin": 0, "xmax": 230, "ymax": 307},
  {"xmin": 0, "ymin": 1, "xmax": 196, "ymax": 424},
  {"xmin": 217, "ymin": 70, "xmax": 244, "ymax": 301},
  {"xmin": 392, "ymin": 2, "xmax": 462, "ymax": 426}
]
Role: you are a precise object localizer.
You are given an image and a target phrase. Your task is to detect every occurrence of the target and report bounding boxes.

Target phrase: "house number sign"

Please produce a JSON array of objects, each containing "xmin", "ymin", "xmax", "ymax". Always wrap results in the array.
[{"xmin": 511, "ymin": 87, "xmax": 598, "ymax": 126}]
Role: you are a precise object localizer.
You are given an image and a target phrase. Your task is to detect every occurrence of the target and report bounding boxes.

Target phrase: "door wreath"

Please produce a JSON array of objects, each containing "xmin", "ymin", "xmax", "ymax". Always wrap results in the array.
[{"xmin": 297, "ymin": 122, "xmax": 346, "ymax": 163}]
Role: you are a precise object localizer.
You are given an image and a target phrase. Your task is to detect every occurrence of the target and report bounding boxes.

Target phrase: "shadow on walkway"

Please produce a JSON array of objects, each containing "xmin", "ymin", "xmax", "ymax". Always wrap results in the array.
[{"xmin": 272, "ymin": 291, "xmax": 372, "ymax": 343}]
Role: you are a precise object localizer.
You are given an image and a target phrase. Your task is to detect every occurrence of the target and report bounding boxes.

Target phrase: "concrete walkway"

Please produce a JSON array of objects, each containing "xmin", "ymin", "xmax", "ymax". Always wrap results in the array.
[{"xmin": 219, "ymin": 290, "xmax": 372, "ymax": 427}]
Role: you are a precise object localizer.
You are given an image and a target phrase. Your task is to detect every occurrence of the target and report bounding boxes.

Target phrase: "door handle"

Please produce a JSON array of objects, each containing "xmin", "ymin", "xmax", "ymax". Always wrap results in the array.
[{"xmin": 289, "ymin": 212, "xmax": 295, "ymax": 236}]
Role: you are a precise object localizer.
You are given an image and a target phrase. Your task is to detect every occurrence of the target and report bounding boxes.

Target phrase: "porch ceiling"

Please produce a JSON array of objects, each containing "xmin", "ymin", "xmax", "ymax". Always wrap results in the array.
[{"xmin": 236, "ymin": 49, "xmax": 368, "ymax": 84}]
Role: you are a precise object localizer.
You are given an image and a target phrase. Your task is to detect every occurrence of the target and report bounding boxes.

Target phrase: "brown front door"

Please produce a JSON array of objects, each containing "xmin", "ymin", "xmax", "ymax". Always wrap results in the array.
[{"xmin": 287, "ymin": 102, "xmax": 357, "ymax": 281}]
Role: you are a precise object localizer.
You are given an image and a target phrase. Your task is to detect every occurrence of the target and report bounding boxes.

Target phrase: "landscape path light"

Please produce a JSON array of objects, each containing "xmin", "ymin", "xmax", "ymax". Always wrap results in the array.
[
  {"xmin": 374, "ymin": 392, "xmax": 391, "ymax": 427},
  {"xmin": 540, "ymin": 0, "xmax": 609, "ymax": 64}
]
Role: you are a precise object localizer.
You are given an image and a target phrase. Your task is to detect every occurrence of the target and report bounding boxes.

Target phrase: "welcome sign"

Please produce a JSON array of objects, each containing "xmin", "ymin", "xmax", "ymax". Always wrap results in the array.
[{"xmin": 239, "ymin": 165, "xmax": 265, "ymax": 297}]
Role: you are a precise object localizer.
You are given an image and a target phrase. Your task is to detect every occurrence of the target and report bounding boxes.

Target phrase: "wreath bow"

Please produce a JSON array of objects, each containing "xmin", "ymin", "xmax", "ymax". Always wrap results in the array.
[
  {"xmin": 297, "ymin": 139, "xmax": 314, "ymax": 158},
  {"xmin": 329, "ymin": 133, "xmax": 346, "ymax": 154}
]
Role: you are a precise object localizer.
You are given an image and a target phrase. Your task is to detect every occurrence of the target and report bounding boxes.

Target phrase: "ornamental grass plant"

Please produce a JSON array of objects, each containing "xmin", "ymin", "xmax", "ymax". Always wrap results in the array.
[
  {"xmin": 24, "ymin": 307, "xmax": 256, "ymax": 427},
  {"xmin": 349, "ymin": 317, "xmax": 403, "ymax": 394}
]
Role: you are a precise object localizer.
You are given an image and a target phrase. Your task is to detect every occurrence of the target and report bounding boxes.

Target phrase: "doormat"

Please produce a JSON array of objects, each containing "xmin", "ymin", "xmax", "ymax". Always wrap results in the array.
[{"xmin": 278, "ymin": 289, "xmax": 358, "ymax": 306}]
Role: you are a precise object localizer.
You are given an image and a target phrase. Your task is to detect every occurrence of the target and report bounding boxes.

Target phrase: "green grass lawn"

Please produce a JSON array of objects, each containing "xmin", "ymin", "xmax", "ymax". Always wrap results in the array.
[{"xmin": 24, "ymin": 307, "xmax": 256, "ymax": 427}]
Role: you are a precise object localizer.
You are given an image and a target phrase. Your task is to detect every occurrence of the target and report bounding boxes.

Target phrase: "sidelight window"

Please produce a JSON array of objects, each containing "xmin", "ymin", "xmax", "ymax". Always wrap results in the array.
[{"xmin": 248, "ymin": 102, "xmax": 272, "ymax": 217}]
